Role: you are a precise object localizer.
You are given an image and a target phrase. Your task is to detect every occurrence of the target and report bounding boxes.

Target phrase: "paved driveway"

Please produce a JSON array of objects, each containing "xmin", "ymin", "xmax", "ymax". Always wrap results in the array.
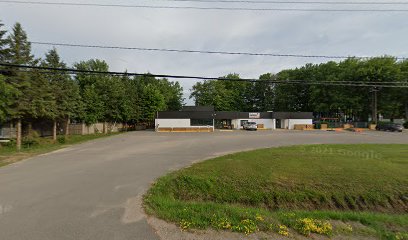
[{"xmin": 0, "ymin": 130, "xmax": 407, "ymax": 240}]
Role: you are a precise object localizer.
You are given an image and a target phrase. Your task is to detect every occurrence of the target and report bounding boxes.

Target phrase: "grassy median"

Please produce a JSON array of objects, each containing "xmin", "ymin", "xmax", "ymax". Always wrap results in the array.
[
  {"xmin": 144, "ymin": 144, "xmax": 408, "ymax": 239},
  {"xmin": 0, "ymin": 133, "xmax": 122, "ymax": 167}
]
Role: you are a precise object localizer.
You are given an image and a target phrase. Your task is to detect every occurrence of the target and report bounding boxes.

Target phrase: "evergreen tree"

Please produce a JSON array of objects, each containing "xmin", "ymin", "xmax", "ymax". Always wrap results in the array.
[
  {"xmin": 0, "ymin": 20, "xmax": 16, "ymax": 123},
  {"xmin": 0, "ymin": 20, "xmax": 9, "ymax": 62},
  {"xmin": 27, "ymin": 64, "xmax": 57, "ymax": 125},
  {"xmin": 0, "ymin": 75, "xmax": 17, "ymax": 123},
  {"xmin": 42, "ymin": 48, "xmax": 81, "ymax": 138},
  {"xmin": 6, "ymin": 22, "xmax": 34, "ymax": 150}
]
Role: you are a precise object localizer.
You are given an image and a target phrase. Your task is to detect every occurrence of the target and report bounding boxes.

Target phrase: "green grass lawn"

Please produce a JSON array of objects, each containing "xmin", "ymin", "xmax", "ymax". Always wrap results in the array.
[
  {"xmin": 144, "ymin": 144, "xmax": 408, "ymax": 239},
  {"xmin": 0, "ymin": 133, "xmax": 122, "ymax": 167}
]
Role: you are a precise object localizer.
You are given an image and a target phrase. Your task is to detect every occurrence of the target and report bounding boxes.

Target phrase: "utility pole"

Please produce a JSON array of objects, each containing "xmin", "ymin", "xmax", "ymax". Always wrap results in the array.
[
  {"xmin": 371, "ymin": 87, "xmax": 379, "ymax": 124},
  {"xmin": 212, "ymin": 113, "xmax": 216, "ymax": 131}
]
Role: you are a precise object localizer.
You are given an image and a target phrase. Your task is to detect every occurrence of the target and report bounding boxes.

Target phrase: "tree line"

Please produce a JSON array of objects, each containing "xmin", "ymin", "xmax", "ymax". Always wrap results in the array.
[
  {"xmin": 1, "ymin": 20, "xmax": 408, "ymax": 150},
  {"xmin": 0, "ymin": 21, "xmax": 183, "ymax": 150},
  {"xmin": 191, "ymin": 59, "xmax": 408, "ymax": 122}
]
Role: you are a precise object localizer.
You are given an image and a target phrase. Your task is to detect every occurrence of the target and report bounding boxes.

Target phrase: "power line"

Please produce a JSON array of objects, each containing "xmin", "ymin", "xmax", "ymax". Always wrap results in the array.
[
  {"xmin": 6, "ymin": 68, "xmax": 406, "ymax": 85},
  {"xmin": 1, "ymin": 0, "xmax": 408, "ymax": 12},
  {"xmin": 153, "ymin": 0, "xmax": 408, "ymax": 5},
  {"xmin": 22, "ymin": 70, "xmax": 408, "ymax": 85},
  {"xmin": 30, "ymin": 41, "xmax": 408, "ymax": 60},
  {"xmin": 1, "ymin": 63, "xmax": 407, "ymax": 88}
]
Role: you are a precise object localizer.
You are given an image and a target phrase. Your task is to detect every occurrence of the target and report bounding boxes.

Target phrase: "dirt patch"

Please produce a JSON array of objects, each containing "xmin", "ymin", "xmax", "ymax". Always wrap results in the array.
[{"xmin": 0, "ymin": 152, "xmax": 33, "ymax": 166}]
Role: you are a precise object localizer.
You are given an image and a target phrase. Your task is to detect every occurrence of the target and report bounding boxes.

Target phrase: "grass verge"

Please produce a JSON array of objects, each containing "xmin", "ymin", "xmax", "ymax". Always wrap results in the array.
[
  {"xmin": 144, "ymin": 144, "xmax": 408, "ymax": 239},
  {"xmin": 0, "ymin": 133, "xmax": 122, "ymax": 167}
]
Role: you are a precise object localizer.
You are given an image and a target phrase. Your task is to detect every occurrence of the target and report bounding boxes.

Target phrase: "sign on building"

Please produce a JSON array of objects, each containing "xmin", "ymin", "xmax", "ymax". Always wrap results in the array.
[{"xmin": 249, "ymin": 113, "xmax": 260, "ymax": 119}]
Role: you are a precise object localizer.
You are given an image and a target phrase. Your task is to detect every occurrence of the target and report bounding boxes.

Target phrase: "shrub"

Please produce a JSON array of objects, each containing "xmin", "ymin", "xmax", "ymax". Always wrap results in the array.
[
  {"xmin": 57, "ymin": 136, "xmax": 66, "ymax": 144},
  {"xmin": 21, "ymin": 130, "xmax": 41, "ymax": 148},
  {"xmin": 22, "ymin": 138, "xmax": 39, "ymax": 148},
  {"xmin": 2, "ymin": 139, "xmax": 16, "ymax": 147},
  {"xmin": 403, "ymin": 122, "xmax": 408, "ymax": 129}
]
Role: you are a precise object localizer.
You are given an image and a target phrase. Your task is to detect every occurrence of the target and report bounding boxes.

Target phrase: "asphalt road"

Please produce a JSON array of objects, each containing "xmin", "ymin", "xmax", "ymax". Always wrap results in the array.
[{"xmin": 0, "ymin": 130, "xmax": 407, "ymax": 240}]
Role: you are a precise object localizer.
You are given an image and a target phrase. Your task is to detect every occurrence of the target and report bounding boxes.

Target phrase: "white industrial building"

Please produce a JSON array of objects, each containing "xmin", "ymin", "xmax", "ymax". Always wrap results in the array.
[{"xmin": 155, "ymin": 106, "xmax": 313, "ymax": 131}]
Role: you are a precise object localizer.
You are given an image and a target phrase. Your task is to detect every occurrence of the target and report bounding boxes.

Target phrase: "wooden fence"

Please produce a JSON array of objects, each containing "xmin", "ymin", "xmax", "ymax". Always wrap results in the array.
[
  {"xmin": 68, "ymin": 123, "xmax": 124, "ymax": 135},
  {"xmin": 0, "ymin": 126, "xmax": 16, "ymax": 138}
]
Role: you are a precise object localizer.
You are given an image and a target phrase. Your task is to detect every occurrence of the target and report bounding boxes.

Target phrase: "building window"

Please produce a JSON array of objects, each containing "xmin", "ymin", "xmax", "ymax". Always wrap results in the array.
[{"xmin": 191, "ymin": 119, "xmax": 213, "ymax": 126}]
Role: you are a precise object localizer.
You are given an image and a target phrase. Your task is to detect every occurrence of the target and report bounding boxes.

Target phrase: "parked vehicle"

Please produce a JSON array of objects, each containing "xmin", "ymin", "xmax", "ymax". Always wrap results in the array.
[
  {"xmin": 243, "ymin": 122, "xmax": 258, "ymax": 131},
  {"xmin": 375, "ymin": 122, "xmax": 403, "ymax": 132}
]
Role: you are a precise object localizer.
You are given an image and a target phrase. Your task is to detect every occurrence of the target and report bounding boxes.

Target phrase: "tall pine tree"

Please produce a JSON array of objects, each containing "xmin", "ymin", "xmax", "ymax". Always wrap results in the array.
[
  {"xmin": 6, "ymin": 22, "xmax": 34, "ymax": 150},
  {"xmin": 42, "ymin": 48, "xmax": 81, "ymax": 139},
  {"xmin": 0, "ymin": 20, "xmax": 9, "ymax": 62},
  {"xmin": 0, "ymin": 20, "xmax": 16, "ymax": 123}
]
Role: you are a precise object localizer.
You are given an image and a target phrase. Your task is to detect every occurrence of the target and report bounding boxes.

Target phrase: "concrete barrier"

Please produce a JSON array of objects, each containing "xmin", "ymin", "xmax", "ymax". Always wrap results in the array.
[{"xmin": 294, "ymin": 124, "xmax": 315, "ymax": 130}]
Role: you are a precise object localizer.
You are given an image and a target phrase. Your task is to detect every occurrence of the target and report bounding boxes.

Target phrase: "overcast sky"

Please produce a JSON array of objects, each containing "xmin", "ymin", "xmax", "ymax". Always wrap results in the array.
[{"xmin": 1, "ymin": 0, "xmax": 407, "ymax": 104}]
